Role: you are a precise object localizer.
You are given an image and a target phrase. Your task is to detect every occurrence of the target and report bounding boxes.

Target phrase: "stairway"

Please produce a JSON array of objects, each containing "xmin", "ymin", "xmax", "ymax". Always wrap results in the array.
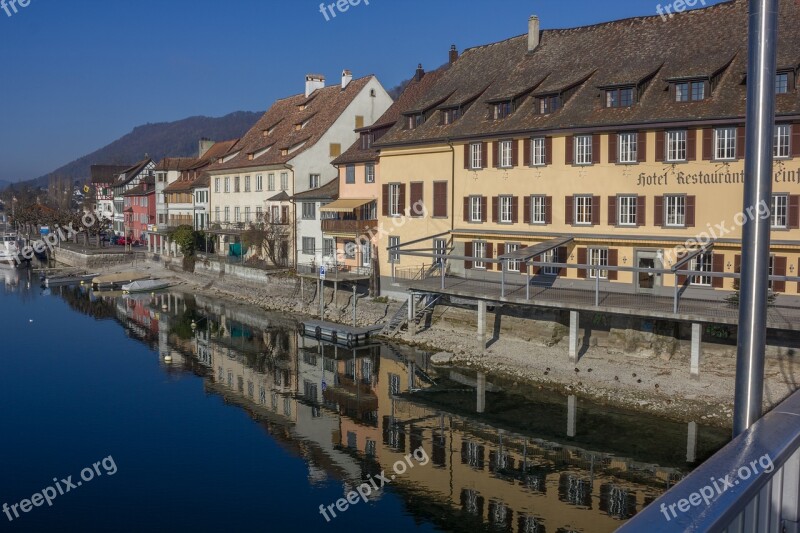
[{"xmin": 382, "ymin": 293, "xmax": 441, "ymax": 336}]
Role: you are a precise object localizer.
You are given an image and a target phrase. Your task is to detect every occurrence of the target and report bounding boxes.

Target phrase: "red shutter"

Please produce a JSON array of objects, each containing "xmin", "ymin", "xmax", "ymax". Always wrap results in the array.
[
  {"xmin": 465, "ymin": 241, "xmax": 473, "ymax": 270},
  {"xmin": 712, "ymin": 254, "xmax": 725, "ymax": 288},
  {"xmin": 565, "ymin": 196, "xmax": 574, "ymax": 225},
  {"xmin": 486, "ymin": 243, "xmax": 494, "ymax": 270},
  {"xmin": 409, "ymin": 182, "xmax": 423, "ymax": 217},
  {"xmin": 789, "ymin": 195, "xmax": 800, "ymax": 229},
  {"xmin": 381, "ymin": 184, "xmax": 389, "ymax": 216},
  {"xmin": 492, "ymin": 141, "xmax": 499, "ymax": 168},
  {"xmin": 524, "ymin": 138, "xmax": 532, "ymax": 166},
  {"xmin": 524, "ymin": 196, "xmax": 531, "ymax": 224},
  {"xmin": 638, "ymin": 131, "xmax": 647, "ymax": 162},
  {"xmin": 608, "ymin": 196, "xmax": 617, "ymax": 226},
  {"xmin": 591, "ymin": 195, "xmax": 601, "ymax": 225},
  {"xmin": 464, "ymin": 144, "xmax": 471, "ymax": 169},
  {"xmin": 545, "ymin": 137, "xmax": 553, "ymax": 165},
  {"xmin": 592, "ymin": 134, "xmax": 601, "ymax": 164},
  {"xmin": 545, "ymin": 196, "xmax": 553, "ymax": 224},
  {"xmin": 654, "ymin": 196, "xmax": 664, "ymax": 226},
  {"xmin": 531, "ymin": 254, "xmax": 540, "ymax": 276},
  {"xmin": 463, "ymin": 197, "xmax": 470, "ymax": 222},
  {"xmin": 608, "ymin": 249, "xmax": 618, "ymax": 281},
  {"xmin": 773, "ymin": 256, "xmax": 787, "ymax": 293},
  {"xmin": 398, "ymin": 184, "xmax": 406, "ymax": 214},
  {"xmin": 557, "ymin": 246, "xmax": 568, "ymax": 277},
  {"xmin": 736, "ymin": 126, "xmax": 746, "ymax": 159},
  {"xmin": 702, "ymin": 128, "xmax": 714, "ymax": 160},
  {"xmin": 512, "ymin": 196, "xmax": 519, "ymax": 224},
  {"xmin": 608, "ymin": 133, "xmax": 618, "ymax": 164},
  {"xmin": 793, "ymin": 124, "xmax": 800, "ymax": 158},
  {"xmin": 480, "ymin": 196, "xmax": 487, "ymax": 222},
  {"xmin": 655, "ymin": 131, "xmax": 665, "ymax": 162},
  {"xmin": 481, "ymin": 142, "xmax": 488, "ymax": 168},
  {"xmin": 677, "ymin": 253, "xmax": 687, "ymax": 285},
  {"xmin": 565, "ymin": 136, "xmax": 574, "ymax": 165},
  {"xmin": 686, "ymin": 195, "xmax": 696, "ymax": 227},
  {"xmin": 577, "ymin": 247, "xmax": 587, "ymax": 279},
  {"xmin": 511, "ymin": 140, "xmax": 519, "ymax": 167},
  {"xmin": 492, "ymin": 196, "xmax": 499, "ymax": 223},
  {"xmin": 637, "ymin": 195, "xmax": 646, "ymax": 226},
  {"xmin": 496, "ymin": 244, "xmax": 504, "ymax": 273},
  {"xmin": 687, "ymin": 128, "xmax": 697, "ymax": 161},
  {"xmin": 519, "ymin": 251, "xmax": 527, "ymax": 274}
]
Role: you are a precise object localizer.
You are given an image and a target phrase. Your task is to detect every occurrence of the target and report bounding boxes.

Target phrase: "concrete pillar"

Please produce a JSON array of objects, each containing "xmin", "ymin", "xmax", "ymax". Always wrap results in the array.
[
  {"xmin": 567, "ymin": 395, "xmax": 577, "ymax": 437},
  {"xmin": 568, "ymin": 311, "xmax": 579, "ymax": 362},
  {"xmin": 407, "ymin": 293, "xmax": 416, "ymax": 337},
  {"xmin": 691, "ymin": 323, "xmax": 701, "ymax": 377},
  {"xmin": 477, "ymin": 372, "xmax": 486, "ymax": 413},
  {"xmin": 686, "ymin": 421, "xmax": 698, "ymax": 463},
  {"xmin": 477, "ymin": 300, "xmax": 487, "ymax": 349}
]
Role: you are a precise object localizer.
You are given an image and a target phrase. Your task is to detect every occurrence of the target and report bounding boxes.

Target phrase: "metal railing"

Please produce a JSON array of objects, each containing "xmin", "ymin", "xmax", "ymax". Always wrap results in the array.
[{"xmin": 296, "ymin": 262, "xmax": 371, "ymax": 279}]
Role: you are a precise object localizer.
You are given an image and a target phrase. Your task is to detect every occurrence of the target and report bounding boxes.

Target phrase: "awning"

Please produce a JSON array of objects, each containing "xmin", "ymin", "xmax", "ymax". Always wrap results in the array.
[{"xmin": 320, "ymin": 198, "xmax": 372, "ymax": 213}]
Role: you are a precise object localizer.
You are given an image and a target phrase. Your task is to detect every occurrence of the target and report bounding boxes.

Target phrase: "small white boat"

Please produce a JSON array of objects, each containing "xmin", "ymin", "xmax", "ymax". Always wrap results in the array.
[
  {"xmin": 0, "ymin": 232, "xmax": 20, "ymax": 268},
  {"xmin": 92, "ymin": 272, "xmax": 150, "ymax": 289},
  {"xmin": 121, "ymin": 279, "xmax": 171, "ymax": 293}
]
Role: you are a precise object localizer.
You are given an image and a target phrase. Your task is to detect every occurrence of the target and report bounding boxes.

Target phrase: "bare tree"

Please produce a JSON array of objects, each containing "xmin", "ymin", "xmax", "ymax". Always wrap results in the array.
[{"xmin": 242, "ymin": 211, "xmax": 291, "ymax": 267}]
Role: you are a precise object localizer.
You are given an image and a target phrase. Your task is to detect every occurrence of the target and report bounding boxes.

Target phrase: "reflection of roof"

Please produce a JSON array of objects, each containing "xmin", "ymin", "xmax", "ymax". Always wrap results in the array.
[{"xmin": 292, "ymin": 179, "xmax": 339, "ymax": 201}]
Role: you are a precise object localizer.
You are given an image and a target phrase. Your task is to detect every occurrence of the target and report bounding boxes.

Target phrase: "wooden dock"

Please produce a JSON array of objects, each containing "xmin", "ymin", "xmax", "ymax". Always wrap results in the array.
[{"xmin": 297, "ymin": 319, "xmax": 383, "ymax": 347}]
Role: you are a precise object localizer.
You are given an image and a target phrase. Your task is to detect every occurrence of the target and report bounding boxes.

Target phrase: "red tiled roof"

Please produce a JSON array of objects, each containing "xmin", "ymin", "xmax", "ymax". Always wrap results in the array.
[{"xmin": 162, "ymin": 139, "xmax": 240, "ymax": 193}]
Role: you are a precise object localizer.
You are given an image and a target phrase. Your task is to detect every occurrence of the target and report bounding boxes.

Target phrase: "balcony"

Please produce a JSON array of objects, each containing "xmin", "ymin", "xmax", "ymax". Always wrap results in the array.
[{"xmin": 321, "ymin": 218, "xmax": 378, "ymax": 235}]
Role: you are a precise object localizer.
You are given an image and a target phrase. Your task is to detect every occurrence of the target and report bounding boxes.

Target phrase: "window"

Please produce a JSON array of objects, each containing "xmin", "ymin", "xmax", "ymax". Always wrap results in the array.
[
  {"xmin": 470, "ymin": 143, "xmax": 483, "ymax": 169},
  {"xmin": 715, "ymin": 127, "xmax": 737, "ymax": 160},
  {"xmin": 606, "ymin": 87, "xmax": 634, "ymax": 108},
  {"xmin": 280, "ymin": 172, "xmax": 288, "ymax": 191},
  {"xmin": 234, "ymin": 207, "xmax": 240, "ymax": 222},
  {"xmin": 355, "ymin": 115, "xmax": 364, "ymax": 129},
  {"xmin": 224, "ymin": 177, "xmax": 230, "ymax": 193},
  {"xmin": 361, "ymin": 133, "xmax": 374, "ymax": 149},
  {"xmin": 330, "ymin": 143, "xmax": 341, "ymax": 157},
  {"xmin": 224, "ymin": 206, "xmax": 230, "ymax": 222},
  {"xmin": 443, "ymin": 108, "xmax": 461, "ymax": 124},
  {"xmin": 618, "ymin": 195, "xmax": 638, "ymax": 226},
  {"xmin": 302, "ymin": 237, "xmax": 316, "ymax": 255},
  {"xmin": 234, "ymin": 176, "xmax": 240, "ymax": 193},
  {"xmin": 541, "ymin": 249, "xmax": 559, "ymax": 275},
  {"xmin": 267, "ymin": 174, "xmax": 275, "ymax": 191},
  {"xmin": 538, "ymin": 95, "xmax": 561, "ymax": 114},
  {"xmin": 434, "ymin": 238, "xmax": 447, "ymax": 264},
  {"xmin": 665, "ymin": 195, "xmax": 686, "ymax": 227},
  {"xmin": 575, "ymin": 195, "xmax": 593, "ymax": 225},
  {"xmin": 214, "ymin": 178, "xmax": 220, "ymax": 193},
  {"xmin": 389, "ymin": 236, "xmax": 400, "ymax": 263},
  {"xmin": 690, "ymin": 252, "xmax": 713, "ymax": 286},
  {"xmin": 774, "ymin": 124, "xmax": 791, "ymax": 158},
  {"xmin": 271, "ymin": 206, "xmax": 280, "ymax": 223},
  {"xmin": 365, "ymin": 164, "xmax": 375, "ymax": 183},
  {"xmin": 406, "ymin": 114, "xmax": 424, "ymax": 129},
  {"xmin": 215, "ymin": 207, "xmax": 220, "ymax": 222},
  {"xmin": 530, "ymin": 195, "xmax": 546, "ymax": 224},
  {"xmin": 499, "ymin": 140, "xmax": 513, "ymax": 168},
  {"xmin": 302, "ymin": 202, "xmax": 316, "ymax": 220},
  {"xmin": 256, "ymin": 175, "xmax": 263, "ymax": 191},
  {"xmin": 322, "ymin": 238, "xmax": 335, "ymax": 258},
  {"xmin": 244, "ymin": 207, "xmax": 250, "ymax": 223},
  {"xmin": 666, "ymin": 130, "xmax": 687, "ymax": 162},
  {"xmin": 493, "ymin": 101, "xmax": 512, "ymax": 120},
  {"xmin": 588, "ymin": 248, "xmax": 609, "ymax": 279},
  {"xmin": 309, "ymin": 174, "xmax": 320, "ymax": 189},
  {"xmin": 345, "ymin": 165, "xmax": 355, "ymax": 184},
  {"xmin": 473, "ymin": 241, "xmax": 486, "ymax": 269},
  {"xmin": 675, "ymin": 81, "xmax": 705, "ymax": 102},
  {"xmin": 772, "ymin": 194, "xmax": 788, "ymax": 228},
  {"xmin": 618, "ymin": 132, "xmax": 638, "ymax": 163},
  {"xmin": 469, "ymin": 196, "xmax": 482, "ymax": 223},
  {"xmin": 505, "ymin": 243, "xmax": 519, "ymax": 271},
  {"xmin": 574, "ymin": 135, "xmax": 592, "ymax": 165},
  {"xmin": 255, "ymin": 206, "xmax": 262, "ymax": 220},
  {"xmin": 776, "ymin": 73, "xmax": 789, "ymax": 94},
  {"xmin": 499, "ymin": 196, "xmax": 513, "ymax": 223},
  {"xmin": 531, "ymin": 137, "xmax": 546, "ymax": 166},
  {"xmin": 389, "ymin": 184, "xmax": 402, "ymax": 216}
]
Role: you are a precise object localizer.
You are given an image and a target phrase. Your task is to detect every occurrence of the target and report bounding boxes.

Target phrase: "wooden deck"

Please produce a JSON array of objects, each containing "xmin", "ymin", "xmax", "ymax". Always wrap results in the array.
[{"xmin": 298, "ymin": 319, "xmax": 383, "ymax": 346}]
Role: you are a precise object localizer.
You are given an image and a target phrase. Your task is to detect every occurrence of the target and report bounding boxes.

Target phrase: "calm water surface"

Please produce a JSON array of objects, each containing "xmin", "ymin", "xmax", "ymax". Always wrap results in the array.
[{"xmin": 0, "ymin": 269, "xmax": 730, "ymax": 532}]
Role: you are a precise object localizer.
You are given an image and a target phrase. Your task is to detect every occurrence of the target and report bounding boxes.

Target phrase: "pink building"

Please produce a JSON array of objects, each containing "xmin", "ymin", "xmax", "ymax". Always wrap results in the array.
[{"xmin": 123, "ymin": 176, "xmax": 156, "ymax": 243}]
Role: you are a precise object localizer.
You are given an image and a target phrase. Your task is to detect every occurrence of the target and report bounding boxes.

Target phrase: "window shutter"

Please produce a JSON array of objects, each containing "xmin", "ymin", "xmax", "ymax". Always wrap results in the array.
[
  {"xmin": 655, "ymin": 131, "xmax": 665, "ymax": 162},
  {"xmin": 565, "ymin": 196, "xmax": 574, "ymax": 225},
  {"xmin": 492, "ymin": 196, "xmax": 499, "ymax": 223},
  {"xmin": 545, "ymin": 137, "xmax": 553, "ymax": 165},
  {"xmin": 565, "ymin": 136, "xmax": 574, "ymax": 165},
  {"xmin": 524, "ymin": 138, "xmax": 532, "ymax": 166},
  {"xmin": 608, "ymin": 249, "xmax": 618, "ymax": 281},
  {"xmin": 398, "ymin": 184, "xmax": 406, "ymax": 214},
  {"xmin": 592, "ymin": 134, "xmax": 601, "ymax": 164},
  {"xmin": 637, "ymin": 131, "xmax": 647, "ymax": 162},
  {"xmin": 789, "ymin": 195, "xmax": 800, "ymax": 229},
  {"xmin": 702, "ymin": 128, "xmax": 714, "ymax": 160},
  {"xmin": 637, "ymin": 195, "xmax": 646, "ymax": 226},
  {"xmin": 577, "ymin": 247, "xmax": 587, "ymax": 279},
  {"xmin": 464, "ymin": 144, "xmax": 471, "ymax": 169},
  {"xmin": 382, "ymin": 184, "xmax": 389, "ymax": 216},
  {"xmin": 531, "ymin": 254, "xmax": 540, "ymax": 276},
  {"xmin": 557, "ymin": 246, "xmax": 568, "ymax": 277},
  {"xmin": 481, "ymin": 142, "xmax": 488, "ymax": 168},
  {"xmin": 686, "ymin": 195, "xmax": 696, "ymax": 227},
  {"xmin": 591, "ymin": 195, "xmax": 601, "ymax": 225},
  {"xmin": 409, "ymin": 183, "xmax": 423, "ymax": 216},
  {"xmin": 465, "ymin": 242, "xmax": 473, "ymax": 270},
  {"xmin": 608, "ymin": 196, "xmax": 617, "ymax": 226},
  {"xmin": 497, "ymin": 244, "xmax": 505, "ymax": 273},
  {"xmin": 687, "ymin": 128, "xmax": 697, "ymax": 161},
  {"xmin": 493, "ymin": 141, "xmax": 500, "ymax": 168},
  {"xmin": 524, "ymin": 196, "xmax": 531, "ymax": 224},
  {"xmin": 463, "ymin": 197, "xmax": 470, "ymax": 222},
  {"xmin": 677, "ymin": 253, "xmax": 687, "ymax": 285},
  {"xmin": 712, "ymin": 253, "xmax": 725, "ymax": 288},
  {"xmin": 511, "ymin": 140, "xmax": 519, "ymax": 167},
  {"xmin": 793, "ymin": 124, "xmax": 800, "ymax": 158},
  {"xmin": 512, "ymin": 196, "xmax": 519, "ymax": 224},
  {"xmin": 654, "ymin": 195, "xmax": 664, "ymax": 226},
  {"xmin": 486, "ymin": 243, "xmax": 494, "ymax": 270},
  {"xmin": 734, "ymin": 254, "xmax": 741, "ymax": 291},
  {"xmin": 433, "ymin": 182, "xmax": 447, "ymax": 217},
  {"xmin": 545, "ymin": 196, "xmax": 553, "ymax": 224},
  {"xmin": 736, "ymin": 126, "xmax": 745, "ymax": 159},
  {"xmin": 480, "ymin": 196, "xmax": 488, "ymax": 222},
  {"xmin": 608, "ymin": 133, "xmax": 618, "ymax": 164},
  {"xmin": 519, "ymin": 254, "xmax": 527, "ymax": 274},
  {"xmin": 773, "ymin": 256, "xmax": 787, "ymax": 293}
]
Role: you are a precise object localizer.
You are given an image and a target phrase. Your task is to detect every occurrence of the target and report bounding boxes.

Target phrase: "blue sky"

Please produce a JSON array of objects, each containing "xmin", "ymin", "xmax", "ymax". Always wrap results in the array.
[{"xmin": 0, "ymin": 0, "xmax": 727, "ymax": 183}]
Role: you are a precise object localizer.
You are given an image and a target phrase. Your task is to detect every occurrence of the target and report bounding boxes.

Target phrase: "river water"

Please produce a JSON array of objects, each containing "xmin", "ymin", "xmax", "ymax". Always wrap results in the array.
[{"xmin": 0, "ymin": 268, "xmax": 730, "ymax": 532}]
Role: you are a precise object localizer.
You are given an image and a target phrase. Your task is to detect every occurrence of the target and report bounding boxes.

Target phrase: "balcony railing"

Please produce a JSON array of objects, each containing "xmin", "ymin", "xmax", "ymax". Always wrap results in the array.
[{"xmin": 321, "ymin": 218, "xmax": 378, "ymax": 235}]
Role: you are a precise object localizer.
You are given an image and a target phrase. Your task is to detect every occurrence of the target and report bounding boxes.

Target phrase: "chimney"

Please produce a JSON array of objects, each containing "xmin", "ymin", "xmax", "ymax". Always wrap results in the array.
[
  {"xmin": 528, "ymin": 15, "xmax": 540, "ymax": 51},
  {"xmin": 341, "ymin": 69, "xmax": 353, "ymax": 89},
  {"xmin": 449, "ymin": 45, "xmax": 458, "ymax": 64},
  {"xmin": 305, "ymin": 74, "xmax": 326, "ymax": 97},
  {"xmin": 415, "ymin": 63, "xmax": 425, "ymax": 82},
  {"xmin": 198, "ymin": 138, "xmax": 214, "ymax": 158}
]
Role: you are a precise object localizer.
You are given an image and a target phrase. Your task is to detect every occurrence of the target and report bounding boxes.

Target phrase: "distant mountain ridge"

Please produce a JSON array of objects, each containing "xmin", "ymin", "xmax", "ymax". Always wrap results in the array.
[{"xmin": 25, "ymin": 111, "xmax": 262, "ymax": 188}]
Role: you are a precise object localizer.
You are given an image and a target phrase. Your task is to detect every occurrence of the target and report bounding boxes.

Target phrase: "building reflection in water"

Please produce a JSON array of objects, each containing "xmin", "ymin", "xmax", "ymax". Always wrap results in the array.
[{"xmin": 45, "ymin": 287, "xmax": 730, "ymax": 533}]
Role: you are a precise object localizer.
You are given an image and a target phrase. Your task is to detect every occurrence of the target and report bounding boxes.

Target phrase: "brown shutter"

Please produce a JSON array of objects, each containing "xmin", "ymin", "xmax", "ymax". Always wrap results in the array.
[
  {"xmin": 519, "ymin": 251, "xmax": 527, "ymax": 274},
  {"xmin": 637, "ymin": 131, "xmax": 647, "ymax": 162},
  {"xmin": 511, "ymin": 196, "xmax": 519, "ymax": 224},
  {"xmin": 734, "ymin": 254, "xmax": 742, "ymax": 291},
  {"xmin": 592, "ymin": 134, "xmax": 601, "ymax": 164},
  {"xmin": 465, "ymin": 242, "xmax": 473, "ymax": 270},
  {"xmin": 480, "ymin": 196, "xmax": 487, "ymax": 223},
  {"xmin": 608, "ymin": 133, "xmax": 618, "ymax": 164},
  {"xmin": 524, "ymin": 196, "xmax": 531, "ymax": 224},
  {"xmin": 557, "ymin": 246, "xmax": 568, "ymax": 277},
  {"xmin": 637, "ymin": 195, "xmax": 646, "ymax": 226},
  {"xmin": 381, "ymin": 184, "xmax": 389, "ymax": 216},
  {"xmin": 608, "ymin": 196, "xmax": 617, "ymax": 226},
  {"xmin": 409, "ymin": 183, "xmax": 423, "ymax": 217},
  {"xmin": 464, "ymin": 144, "xmax": 471, "ymax": 169},
  {"xmin": 792, "ymin": 124, "xmax": 800, "ymax": 158},
  {"xmin": 702, "ymin": 128, "xmax": 714, "ymax": 160},
  {"xmin": 677, "ymin": 253, "xmax": 687, "ymax": 285},
  {"xmin": 686, "ymin": 195, "xmax": 696, "ymax": 227},
  {"xmin": 654, "ymin": 195, "xmax": 664, "ymax": 227},
  {"xmin": 481, "ymin": 142, "xmax": 488, "ymax": 168},
  {"xmin": 433, "ymin": 182, "xmax": 447, "ymax": 217},
  {"xmin": 789, "ymin": 195, "xmax": 800, "ymax": 229},
  {"xmin": 492, "ymin": 196, "xmax": 499, "ymax": 223},
  {"xmin": 712, "ymin": 253, "xmax": 725, "ymax": 288},
  {"xmin": 463, "ymin": 197, "xmax": 470, "ymax": 222},
  {"xmin": 687, "ymin": 128, "xmax": 697, "ymax": 161},
  {"xmin": 486, "ymin": 243, "xmax": 494, "ymax": 270},
  {"xmin": 511, "ymin": 140, "xmax": 519, "ymax": 167},
  {"xmin": 545, "ymin": 196, "xmax": 553, "ymax": 224},
  {"xmin": 608, "ymin": 249, "xmax": 618, "ymax": 281},
  {"xmin": 492, "ymin": 141, "xmax": 500, "ymax": 168},
  {"xmin": 524, "ymin": 138, "xmax": 532, "ymax": 166},
  {"xmin": 398, "ymin": 184, "xmax": 406, "ymax": 213},
  {"xmin": 591, "ymin": 195, "xmax": 601, "ymax": 225},
  {"xmin": 545, "ymin": 137, "xmax": 553, "ymax": 165},
  {"xmin": 531, "ymin": 254, "xmax": 540, "ymax": 276},
  {"xmin": 773, "ymin": 256, "xmax": 787, "ymax": 293},
  {"xmin": 577, "ymin": 247, "xmax": 587, "ymax": 279},
  {"xmin": 565, "ymin": 196, "xmax": 574, "ymax": 225},
  {"xmin": 736, "ymin": 126, "xmax": 745, "ymax": 159},
  {"xmin": 565, "ymin": 135, "xmax": 574, "ymax": 165},
  {"xmin": 655, "ymin": 131, "xmax": 665, "ymax": 162},
  {"xmin": 497, "ymin": 244, "xmax": 505, "ymax": 273}
]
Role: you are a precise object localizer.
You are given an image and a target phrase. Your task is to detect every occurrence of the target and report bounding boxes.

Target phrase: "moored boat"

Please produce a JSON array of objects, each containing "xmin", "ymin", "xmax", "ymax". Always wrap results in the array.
[
  {"xmin": 121, "ymin": 279, "xmax": 171, "ymax": 293},
  {"xmin": 0, "ymin": 232, "xmax": 20, "ymax": 268},
  {"xmin": 92, "ymin": 271, "xmax": 150, "ymax": 289},
  {"xmin": 45, "ymin": 273, "xmax": 100, "ymax": 287}
]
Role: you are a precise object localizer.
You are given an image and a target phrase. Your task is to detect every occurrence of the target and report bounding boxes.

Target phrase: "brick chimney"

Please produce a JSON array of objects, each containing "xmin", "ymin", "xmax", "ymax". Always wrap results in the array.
[
  {"xmin": 415, "ymin": 64, "xmax": 425, "ymax": 82},
  {"xmin": 449, "ymin": 44, "xmax": 458, "ymax": 64},
  {"xmin": 305, "ymin": 74, "xmax": 326, "ymax": 97},
  {"xmin": 528, "ymin": 15, "xmax": 540, "ymax": 51}
]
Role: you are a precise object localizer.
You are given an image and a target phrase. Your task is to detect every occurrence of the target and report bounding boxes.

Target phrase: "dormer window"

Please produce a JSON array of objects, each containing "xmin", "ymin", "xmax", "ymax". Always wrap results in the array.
[
  {"xmin": 674, "ymin": 80, "xmax": 706, "ymax": 102},
  {"xmin": 406, "ymin": 113, "xmax": 424, "ymax": 129},
  {"xmin": 493, "ymin": 101, "xmax": 512, "ymax": 120},
  {"xmin": 536, "ymin": 95, "xmax": 561, "ymax": 115},
  {"xmin": 776, "ymin": 71, "xmax": 794, "ymax": 94},
  {"xmin": 605, "ymin": 87, "xmax": 634, "ymax": 108},
  {"xmin": 442, "ymin": 107, "xmax": 461, "ymax": 125},
  {"xmin": 360, "ymin": 133, "xmax": 374, "ymax": 150}
]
